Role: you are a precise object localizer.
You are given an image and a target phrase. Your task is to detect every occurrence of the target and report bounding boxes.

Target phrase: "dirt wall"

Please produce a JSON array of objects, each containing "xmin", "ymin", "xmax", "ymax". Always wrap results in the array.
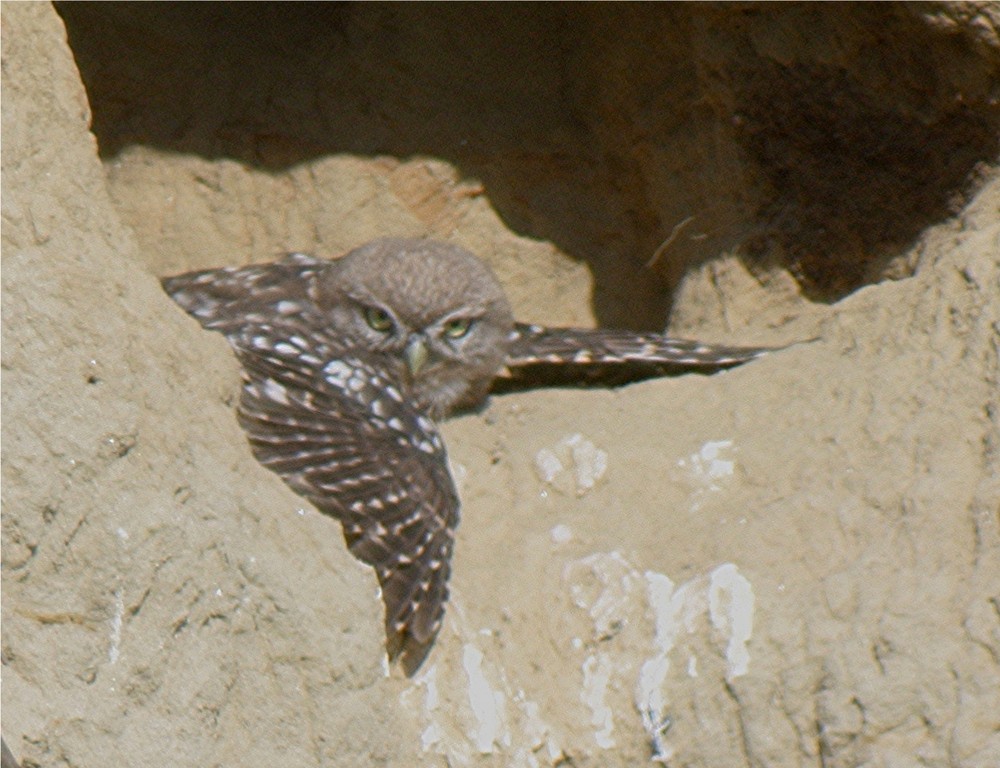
[{"xmin": 3, "ymin": 3, "xmax": 999, "ymax": 766}]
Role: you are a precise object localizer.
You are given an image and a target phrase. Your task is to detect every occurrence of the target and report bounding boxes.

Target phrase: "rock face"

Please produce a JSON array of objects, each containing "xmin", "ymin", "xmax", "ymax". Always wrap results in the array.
[{"xmin": 2, "ymin": 3, "xmax": 998, "ymax": 767}]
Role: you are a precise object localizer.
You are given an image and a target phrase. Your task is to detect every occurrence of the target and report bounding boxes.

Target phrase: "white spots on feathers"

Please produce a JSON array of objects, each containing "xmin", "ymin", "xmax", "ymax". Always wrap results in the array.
[
  {"xmin": 369, "ymin": 407, "xmax": 445, "ymax": 457},
  {"xmin": 316, "ymin": 471, "xmax": 391, "ymax": 492},
  {"xmin": 417, "ymin": 415, "xmax": 435, "ymax": 434},
  {"xmin": 262, "ymin": 378, "xmax": 290, "ymax": 405},
  {"xmin": 323, "ymin": 359, "xmax": 353, "ymax": 386},
  {"xmin": 163, "ymin": 253, "xmax": 473, "ymax": 687},
  {"xmin": 350, "ymin": 491, "xmax": 410, "ymax": 515},
  {"xmin": 190, "ymin": 298, "xmax": 221, "ymax": 318}
]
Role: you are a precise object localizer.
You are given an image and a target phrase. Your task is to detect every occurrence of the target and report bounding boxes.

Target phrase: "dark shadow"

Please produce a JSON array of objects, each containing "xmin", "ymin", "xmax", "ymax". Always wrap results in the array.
[
  {"xmin": 55, "ymin": 2, "xmax": 1000, "ymax": 327},
  {"xmin": 734, "ymin": 59, "xmax": 1000, "ymax": 301}
]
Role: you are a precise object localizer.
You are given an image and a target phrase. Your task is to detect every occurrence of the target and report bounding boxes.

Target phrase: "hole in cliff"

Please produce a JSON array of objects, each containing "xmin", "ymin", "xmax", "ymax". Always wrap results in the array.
[
  {"xmin": 734, "ymin": 61, "xmax": 998, "ymax": 301},
  {"xmin": 55, "ymin": 3, "xmax": 999, "ymax": 327}
]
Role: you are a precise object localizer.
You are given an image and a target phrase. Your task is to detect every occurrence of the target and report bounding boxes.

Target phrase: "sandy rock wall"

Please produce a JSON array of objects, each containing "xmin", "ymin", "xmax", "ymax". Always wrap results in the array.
[
  {"xmin": 52, "ymin": 3, "xmax": 1000, "ymax": 330},
  {"xmin": 3, "ymin": 3, "xmax": 999, "ymax": 767}
]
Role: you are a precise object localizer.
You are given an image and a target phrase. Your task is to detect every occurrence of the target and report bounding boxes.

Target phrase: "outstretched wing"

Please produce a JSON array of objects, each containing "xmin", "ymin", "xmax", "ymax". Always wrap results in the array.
[
  {"xmin": 232, "ymin": 324, "xmax": 458, "ymax": 674},
  {"xmin": 164, "ymin": 260, "xmax": 457, "ymax": 674},
  {"xmin": 160, "ymin": 253, "xmax": 327, "ymax": 334},
  {"xmin": 506, "ymin": 322, "xmax": 773, "ymax": 366},
  {"xmin": 497, "ymin": 322, "xmax": 775, "ymax": 390}
]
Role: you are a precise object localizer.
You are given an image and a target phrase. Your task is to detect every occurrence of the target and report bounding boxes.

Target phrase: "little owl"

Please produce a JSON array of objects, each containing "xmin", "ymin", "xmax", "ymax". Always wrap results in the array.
[{"xmin": 162, "ymin": 237, "xmax": 773, "ymax": 673}]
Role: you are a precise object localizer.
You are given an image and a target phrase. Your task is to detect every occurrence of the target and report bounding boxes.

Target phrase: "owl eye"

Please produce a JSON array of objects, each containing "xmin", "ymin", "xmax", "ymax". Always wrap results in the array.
[
  {"xmin": 364, "ymin": 306, "xmax": 395, "ymax": 333},
  {"xmin": 442, "ymin": 317, "xmax": 473, "ymax": 339}
]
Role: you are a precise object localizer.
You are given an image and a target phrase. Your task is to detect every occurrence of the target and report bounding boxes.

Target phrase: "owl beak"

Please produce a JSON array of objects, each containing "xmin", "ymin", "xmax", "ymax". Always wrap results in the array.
[{"xmin": 404, "ymin": 336, "xmax": 429, "ymax": 376}]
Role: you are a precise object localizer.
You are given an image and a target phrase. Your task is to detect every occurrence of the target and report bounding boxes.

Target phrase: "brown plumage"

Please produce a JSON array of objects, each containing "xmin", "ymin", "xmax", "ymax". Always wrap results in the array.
[{"xmin": 162, "ymin": 237, "xmax": 775, "ymax": 673}]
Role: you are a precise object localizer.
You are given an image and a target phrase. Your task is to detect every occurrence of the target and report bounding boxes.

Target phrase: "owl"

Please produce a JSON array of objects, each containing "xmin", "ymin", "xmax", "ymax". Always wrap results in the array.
[{"xmin": 162, "ymin": 237, "xmax": 773, "ymax": 673}]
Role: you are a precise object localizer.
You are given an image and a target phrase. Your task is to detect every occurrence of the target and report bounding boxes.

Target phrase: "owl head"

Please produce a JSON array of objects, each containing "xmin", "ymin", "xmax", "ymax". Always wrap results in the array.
[{"xmin": 319, "ymin": 238, "xmax": 515, "ymax": 417}]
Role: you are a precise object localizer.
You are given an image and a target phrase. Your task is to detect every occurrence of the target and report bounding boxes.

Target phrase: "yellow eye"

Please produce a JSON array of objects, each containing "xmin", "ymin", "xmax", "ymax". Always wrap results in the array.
[
  {"xmin": 364, "ymin": 306, "xmax": 394, "ymax": 333},
  {"xmin": 442, "ymin": 317, "xmax": 472, "ymax": 339}
]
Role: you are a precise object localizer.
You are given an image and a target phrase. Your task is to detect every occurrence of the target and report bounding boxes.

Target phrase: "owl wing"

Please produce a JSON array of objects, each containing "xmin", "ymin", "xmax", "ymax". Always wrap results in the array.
[
  {"xmin": 161, "ymin": 256, "xmax": 460, "ymax": 675},
  {"xmin": 160, "ymin": 253, "xmax": 327, "ymax": 334},
  {"xmin": 497, "ymin": 322, "xmax": 775, "ymax": 389},
  {"xmin": 228, "ymin": 323, "xmax": 458, "ymax": 675}
]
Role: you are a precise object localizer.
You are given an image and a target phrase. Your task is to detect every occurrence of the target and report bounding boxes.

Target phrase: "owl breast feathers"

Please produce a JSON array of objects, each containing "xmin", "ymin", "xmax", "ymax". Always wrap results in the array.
[{"xmin": 162, "ymin": 237, "xmax": 774, "ymax": 674}]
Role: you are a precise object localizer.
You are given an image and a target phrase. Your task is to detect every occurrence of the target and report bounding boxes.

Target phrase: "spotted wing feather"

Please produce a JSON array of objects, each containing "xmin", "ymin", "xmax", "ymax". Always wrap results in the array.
[
  {"xmin": 494, "ymin": 322, "xmax": 777, "ymax": 391},
  {"xmin": 160, "ymin": 253, "xmax": 326, "ymax": 333},
  {"xmin": 505, "ymin": 322, "xmax": 773, "ymax": 368},
  {"xmin": 227, "ymin": 323, "xmax": 458, "ymax": 674},
  {"xmin": 163, "ymin": 253, "xmax": 458, "ymax": 674}
]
